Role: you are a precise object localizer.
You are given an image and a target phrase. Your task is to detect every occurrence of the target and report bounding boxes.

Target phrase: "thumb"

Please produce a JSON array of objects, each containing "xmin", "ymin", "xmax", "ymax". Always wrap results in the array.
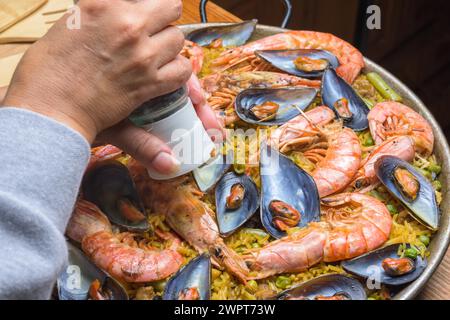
[{"xmin": 98, "ymin": 121, "xmax": 180, "ymax": 174}]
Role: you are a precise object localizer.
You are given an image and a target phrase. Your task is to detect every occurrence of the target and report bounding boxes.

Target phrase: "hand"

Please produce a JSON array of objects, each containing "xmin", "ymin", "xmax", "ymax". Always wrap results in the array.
[
  {"xmin": 0, "ymin": 86, "xmax": 6, "ymax": 103},
  {"xmin": 97, "ymin": 74, "xmax": 224, "ymax": 174},
  {"xmin": 3, "ymin": 0, "xmax": 191, "ymax": 143}
]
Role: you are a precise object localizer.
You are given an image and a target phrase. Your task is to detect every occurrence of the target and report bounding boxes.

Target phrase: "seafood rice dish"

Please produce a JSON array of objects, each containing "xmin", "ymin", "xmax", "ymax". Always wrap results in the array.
[{"xmin": 58, "ymin": 21, "xmax": 443, "ymax": 300}]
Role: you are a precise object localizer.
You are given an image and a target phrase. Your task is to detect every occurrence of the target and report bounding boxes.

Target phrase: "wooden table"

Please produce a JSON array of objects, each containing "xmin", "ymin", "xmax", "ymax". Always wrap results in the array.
[
  {"xmin": 0, "ymin": 0, "xmax": 448, "ymax": 300},
  {"xmin": 0, "ymin": 0, "xmax": 239, "ymax": 59}
]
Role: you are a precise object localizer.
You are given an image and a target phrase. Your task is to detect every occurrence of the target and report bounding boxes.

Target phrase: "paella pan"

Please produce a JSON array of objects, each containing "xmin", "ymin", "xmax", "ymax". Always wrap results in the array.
[{"xmin": 58, "ymin": 20, "xmax": 450, "ymax": 301}]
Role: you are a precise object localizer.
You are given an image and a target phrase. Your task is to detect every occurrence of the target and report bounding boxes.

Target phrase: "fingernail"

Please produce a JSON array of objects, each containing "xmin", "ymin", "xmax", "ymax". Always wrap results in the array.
[
  {"xmin": 189, "ymin": 74, "xmax": 202, "ymax": 91},
  {"xmin": 151, "ymin": 152, "xmax": 180, "ymax": 174}
]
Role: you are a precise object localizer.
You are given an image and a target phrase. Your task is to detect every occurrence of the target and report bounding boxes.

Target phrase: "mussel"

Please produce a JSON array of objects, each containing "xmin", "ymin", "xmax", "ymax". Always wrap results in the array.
[
  {"xmin": 193, "ymin": 147, "xmax": 233, "ymax": 192},
  {"xmin": 375, "ymin": 155, "xmax": 440, "ymax": 230},
  {"xmin": 341, "ymin": 244, "xmax": 427, "ymax": 286},
  {"xmin": 82, "ymin": 161, "xmax": 150, "ymax": 232},
  {"xmin": 235, "ymin": 87, "xmax": 318, "ymax": 126},
  {"xmin": 276, "ymin": 274, "xmax": 367, "ymax": 300},
  {"xmin": 163, "ymin": 253, "xmax": 211, "ymax": 300},
  {"xmin": 57, "ymin": 242, "xmax": 128, "ymax": 300},
  {"xmin": 255, "ymin": 49, "xmax": 339, "ymax": 78},
  {"xmin": 321, "ymin": 68, "xmax": 369, "ymax": 131},
  {"xmin": 186, "ymin": 20, "xmax": 257, "ymax": 47},
  {"xmin": 260, "ymin": 143, "xmax": 320, "ymax": 238},
  {"xmin": 215, "ymin": 172, "xmax": 259, "ymax": 236}
]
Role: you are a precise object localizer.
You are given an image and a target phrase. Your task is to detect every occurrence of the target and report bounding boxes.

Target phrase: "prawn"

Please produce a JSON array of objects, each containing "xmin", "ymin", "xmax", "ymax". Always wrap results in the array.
[
  {"xmin": 210, "ymin": 31, "xmax": 365, "ymax": 84},
  {"xmin": 66, "ymin": 200, "xmax": 184, "ymax": 283},
  {"xmin": 352, "ymin": 136, "xmax": 415, "ymax": 189},
  {"xmin": 243, "ymin": 193, "xmax": 392, "ymax": 279},
  {"xmin": 138, "ymin": 176, "xmax": 250, "ymax": 283},
  {"xmin": 201, "ymin": 71, "xmax": 320, "ymax": 126},
  {"xmin": 271, "ymin": 108, "xmax": 361, "ymax": 197},
  {"xmin": 181, "ymin": 40, "xmax": 204, "ymax": 75},
  {"xmin": 368, "ymin": 102, "xmax": 434, "ymax": 156}
]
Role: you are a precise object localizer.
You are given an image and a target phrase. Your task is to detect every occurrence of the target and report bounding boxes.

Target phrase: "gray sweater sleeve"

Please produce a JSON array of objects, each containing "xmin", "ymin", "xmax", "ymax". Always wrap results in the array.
[{"xmin": 0, "ymin": 107, "xmax": 90, "ymax": 299}]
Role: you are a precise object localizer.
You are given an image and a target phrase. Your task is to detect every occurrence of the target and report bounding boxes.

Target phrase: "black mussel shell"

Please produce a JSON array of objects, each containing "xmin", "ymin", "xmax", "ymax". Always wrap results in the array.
[
  {"xmin": 321, "ymin": 68, "xmax": 369, "ymax": 131},
  {"xmin": 341, "ymin": 244, "xmax": 427, "ymax": 286},
  {"xmin": 375, "ymin": 155, "xmax": 440, "ymax": 230},
  {"xmin": 215, "ymin": 172, "xmax": 260, "ymax": 236},
  {"xmin": 186, "ymin": 20, "xmax": 257, "ymax": 47},
  {"xmin": 260, "ymin": 143, "xmax": 320, "ymax": 239},
  {"xmin": 255, "ymin": 49, "xmax": 339, "ymax": 78},
  {"xmin": 82, "ymin": 161, "xmax": 150, "ymax": 232},
  {"xmin": 57, "ymin": 242, "xmax": 128, "ymax": 300},
  {"xmin": 277, "ymin": 274, "xmax": 367, "ymax": 300},
  {"xmin": 193, "ymin": 147, "xmax": 233, "ymax": 192},
  {"xmin": 163, "ymin": 253, "xmax": 211, "ymax": 300},
  {"xmin": 235, "ymin": 87, "xmax": 318, "ymax": 126}
]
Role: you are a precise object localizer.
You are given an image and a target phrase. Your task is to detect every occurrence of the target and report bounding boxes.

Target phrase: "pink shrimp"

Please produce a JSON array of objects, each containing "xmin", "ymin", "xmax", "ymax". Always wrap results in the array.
[
  {"xmin": 243, "ymin": 193, "xmax": 392, "ymax": 279},
  {"xmin": 210, "ymin": 31, "xmax": 364, "ymax": 83},
  {"xmin": 66, "ymin": 200, "xmax": 183, "ymax": 283},
  {"xmin": 311, "ymin": 127, "xmax": 362, "ymax": 197},
  {"xmin": 269, "ymin": 106, "xmax": 336, "ymax": 151},
  {"xmin": 352, "ymin": 136, "xmax": 415, "ymax": 189},
  {"xmin": 201, "ymin": 71, "xmax": 320, "ymax": 125},
  {"xmin": 368, "ymin": 102, "xmax": 434, "ymax": 156},
  {"xmin": 271, "ymin": 109, "xmax": 361, "ymax": 197},
  {"xmin": 137, "ymin": 176, "xmax": 250, "ymax": 283},
  {"xmin": 181, "ymin": 40, "xmax": 204, "ymax": 75}
]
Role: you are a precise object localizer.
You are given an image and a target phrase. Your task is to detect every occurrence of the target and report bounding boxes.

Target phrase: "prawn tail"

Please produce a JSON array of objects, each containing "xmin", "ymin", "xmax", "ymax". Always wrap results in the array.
[{"xmin": 66, "ymin": 200, "xmax": 112, "ymax": 243}]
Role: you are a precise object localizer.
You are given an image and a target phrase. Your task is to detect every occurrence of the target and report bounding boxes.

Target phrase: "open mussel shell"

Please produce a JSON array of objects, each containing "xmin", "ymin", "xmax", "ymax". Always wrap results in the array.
[
  {"xmin": 375, "ymin": 155, "xmax": 440, "ymax": 230},
  {"xmin": 186, "ymin": 20, "xmax": 257, "ymax": 47},
  {"xmin": 255, "ymin": 49, "xmax": 339, "ymax": 78},
  {"xmin": 82, "ymin": 161, "xmax": 150, "ymax": 232},
  {"xmin": 215, "ymin": 172, "xmax": 260, "ymax": 236},
  {"xmin": 57, "ymin": 242, "xmax": 128, "ymax": 300},
  {"xmin": 341, "ymin": 244, "xmax": 427, "ymax": 286},
  {"xmin": 193, "ymin": 147, "xmax": 233, "ymax": 192},
  {"xmin": 235, "ymin": 87, "xmax": 318, "ymax": 126},
  {"xmin": 276, "ymin": 274, "xmax": 367, "ymax": 300},
  {"xmin": 260, "ymin": 143, "xmax": 320, "ymax": 239},
  {"xmin": 163, "ymin": 253, "xmax": 211, "ymax": 300},
  {"xmin": 321, "ymin": 68, "xmax": 369, "ymax": 131}
]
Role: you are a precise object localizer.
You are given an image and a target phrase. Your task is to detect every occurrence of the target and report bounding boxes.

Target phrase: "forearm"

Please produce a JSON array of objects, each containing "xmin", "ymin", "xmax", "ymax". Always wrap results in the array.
[{"xmin": 0, "ymin": 107, "xmax": 90, "ymax": 299}]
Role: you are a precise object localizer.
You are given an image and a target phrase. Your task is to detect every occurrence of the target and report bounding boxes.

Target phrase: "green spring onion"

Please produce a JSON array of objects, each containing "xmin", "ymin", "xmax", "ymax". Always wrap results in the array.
[
  {"xmin": 247, "ymin": 280, "xmax": 259, "ymax": 292},
  {"xmin": 363, "ymin": 135, "xmax": 374, "ymax": 147},
  {"xmin": 419, "ymin": 235, "xmax": 430, "ymax": 247},
  {"xmin": 362, "ymin": 97, "xmax": 375, "ymax": 109},
  {"xmin": 241, "ymin": 228, "xmax": 269, "ymax": 238},
  {"xmin": 275, "ymin": 276, "xmax": 292, "ymax": 289},
  {"xmin": 432, "ymin": 180, "xmax": 442, "ymax": 191},
  {"xmin": 404, "ymin": 247, "xmax": 419, "ymax": 259},
  {"xmin": 428, "ymin": 164, "xmax": 442, "ymax": 175},
  {"xmin": 366, "ymin": 72, "xmax": 402, "ymax": 102},
  {"xmin": 386, "ymin": 204, "xmax": 398, "ymax": 215}
]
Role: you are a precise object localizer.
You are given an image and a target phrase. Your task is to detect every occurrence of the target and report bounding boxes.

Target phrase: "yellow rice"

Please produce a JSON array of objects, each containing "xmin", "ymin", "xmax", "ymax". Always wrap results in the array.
[{"xmin": 128, "ymin": 49, "xmax": 442, "ymax": 301}]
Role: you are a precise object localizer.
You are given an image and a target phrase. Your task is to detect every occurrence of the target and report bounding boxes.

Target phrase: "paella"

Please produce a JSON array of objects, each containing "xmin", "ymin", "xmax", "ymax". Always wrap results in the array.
[{"xmin": 58, "ymin": 21, "xmax": 443, "ymax": 301}]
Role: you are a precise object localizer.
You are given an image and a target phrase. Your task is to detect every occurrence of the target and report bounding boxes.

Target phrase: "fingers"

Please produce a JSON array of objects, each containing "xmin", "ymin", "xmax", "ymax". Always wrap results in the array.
[
  {"xmin": 142, "ymin": 55, "xmax": 192, "ymax": 98},
  {"xmin": 136, "ymin": 0, "xmax": 183, "ymax": 35},
  {"xmin": 187, "ymin": 75, "xmax": 224, "ymax": 141},
  {"xmin": 99, "ymin": 121, "xmax": 180, "ymax": 174},
  {"xmin": 148, "ymin": 26, "xmax": 185, "ymax": 69},
  {"xmin": 187, "ymin": 74, "xmax": 206, "ymax": 106}
]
